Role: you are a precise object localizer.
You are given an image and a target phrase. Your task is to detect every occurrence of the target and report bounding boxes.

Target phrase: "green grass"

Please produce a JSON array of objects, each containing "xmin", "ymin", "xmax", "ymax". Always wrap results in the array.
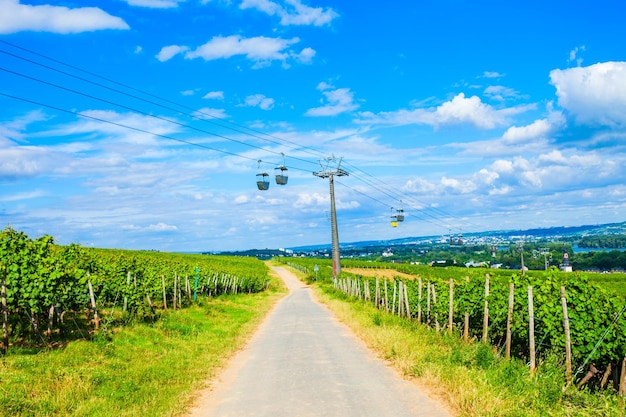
[
  {"xmin": 308, "ymin": 278, "xmax": 626, "ymax": 417},
  {"xmin": 0, "ymin": 271, "xmax": 287, "ymax": 417}
]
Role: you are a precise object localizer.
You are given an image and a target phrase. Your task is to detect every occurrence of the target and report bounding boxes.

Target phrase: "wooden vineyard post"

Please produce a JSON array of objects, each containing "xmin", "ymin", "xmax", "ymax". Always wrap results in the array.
[
  {"xmin": 464, "ymin": 312, "xmax": 470, "ymax": 342},
  {"xmin": 448, "ymin": 278, "xmax": 454, "ymax": 333},
  {"xmin": 162, "ymin": 275, "xmax": 168, "ymax": 310},
  {"xmin": 374, "ymin": 277, "xmax": 380, "ymax": 308},
  {"xmin": 392, "ymin": 281, "xmax": 397, "ymax": 315},
  {"xmin": 432, "ymin": 284, "xmax": 439, "ymax": 332},
  {"xmin": 426, "ymin": 283, "xmax": 431, "ymax": 326},
  {"xmin": 417, "ymin": 277, "xmax": 422, "ymax": 323},
  {"xmin": 404, "ymin": 281, "xmax": 411, "ymax": 319},
  {"xmin": 173, "ymin": 273, "xmax": 178, "ymax": 310},
  {"xmin": 398, "ymin": 282, "xmax": 404, "ymax": 317},
  {"xmin": 123, "ymin": 271, "xmax": 131, "ymax": 312},
  {"xmin": 464, "ymin": 276, "xmax": 469, "ymax": 342},
  {"xmin": 505, "ymin": 282, "xmax": 514, "ymax": 359},
  {"xmin": 619, "ymin": 358, "xmax": 626, "ymax": 397},
  {"xmin": 1, "ymin": 267, "xmax": 8, "ymax": 354},
  {"xmin": 87, "ymin": 275, "xmax": 99, "ymax": 330},
  {"xmin": 482, "ymin": 274, "xmax": 490, "ymax": 344},
  {"xmin": 528, "ymin": 286, "xmax": 536, "ymax": 375},
  {"xmin": 560, "ymin": 286, "xmax": 573, "ymax": 384},
  {"xmin": 384, "ymin": 279, "xmax": 389, "ymax": 313}
]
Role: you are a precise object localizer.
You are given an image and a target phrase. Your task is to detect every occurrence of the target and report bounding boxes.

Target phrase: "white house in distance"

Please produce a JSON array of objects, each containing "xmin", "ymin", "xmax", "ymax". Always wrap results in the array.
[{"xmin": 560, "ymin": 252, "xmax": 573, "ymax": 272}]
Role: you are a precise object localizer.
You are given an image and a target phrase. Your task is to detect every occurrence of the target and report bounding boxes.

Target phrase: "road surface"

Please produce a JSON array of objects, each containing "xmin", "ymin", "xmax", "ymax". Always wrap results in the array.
[{"xmin": 187, "ymin": 266, "xmax": 453, "ymax": 417}]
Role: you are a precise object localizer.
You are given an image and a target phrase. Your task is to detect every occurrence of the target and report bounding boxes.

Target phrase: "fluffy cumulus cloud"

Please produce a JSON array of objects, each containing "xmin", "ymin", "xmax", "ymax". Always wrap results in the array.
[
  {"xmin": 240, "ymin": 0, "xmax": 338, "ymax": 26},
  {"xmin": 203, "ymin": 91, "xmax": 224, "ymax": 100},
  {"xmin": 157, "ymin": 35, "xmax": 314, "ymax": 68},
  {"xmin": 358, "ymin": 93, "xmax": 531, "ymax": 129},
  {"xmin": 244, "ymin": 94, "xmax": 275, "ymax": 110},
  {"xmin": 305, "ymin": 82, "xmax": 359, "ymax": 116},
  {"xmin": 0, "ymin": 0, "xmax": 129, "ymax": 34},
  {"xmin": 550, "ymin": 61, "xmax": 626, "ymax": 126}
]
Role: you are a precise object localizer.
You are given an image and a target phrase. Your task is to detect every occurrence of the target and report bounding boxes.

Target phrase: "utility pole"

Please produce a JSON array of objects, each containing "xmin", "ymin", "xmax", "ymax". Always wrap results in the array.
[{"xmin": 314, "ymin": 156, "xmax": 348, "ymax": 279}]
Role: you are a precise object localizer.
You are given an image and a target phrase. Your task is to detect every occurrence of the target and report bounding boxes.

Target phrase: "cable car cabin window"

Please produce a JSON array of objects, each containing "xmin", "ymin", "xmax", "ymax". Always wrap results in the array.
[
  {"xmin": 256, "ymin": 172, "xmax": 270, "ymax": 190},
  {"xmin": 275, "ymin": 166, "xmax": 288, "ymax": 185}
]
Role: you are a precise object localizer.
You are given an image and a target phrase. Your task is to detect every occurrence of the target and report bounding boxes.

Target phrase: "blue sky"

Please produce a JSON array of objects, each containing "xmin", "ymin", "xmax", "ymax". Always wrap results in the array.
[{"xmin": 1, "ymin": 0, "xmax": 626, "ymax": 252}]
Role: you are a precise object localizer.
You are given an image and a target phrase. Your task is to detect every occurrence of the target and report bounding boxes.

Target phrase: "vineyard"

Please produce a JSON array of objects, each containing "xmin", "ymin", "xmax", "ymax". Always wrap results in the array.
[
  {"xmin": 279, "ymin": 257, "xmax": 626, "ymax": 393},
  {"xmin": 0, "ymin": 227, "xmax": 270, "ymax": 353}
]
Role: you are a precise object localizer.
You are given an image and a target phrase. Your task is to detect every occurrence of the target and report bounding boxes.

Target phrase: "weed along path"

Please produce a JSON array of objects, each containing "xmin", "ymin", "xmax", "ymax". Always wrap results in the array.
[{"xmin": 186, "ymin": 266, "xmax": 452, "ymax": 417}]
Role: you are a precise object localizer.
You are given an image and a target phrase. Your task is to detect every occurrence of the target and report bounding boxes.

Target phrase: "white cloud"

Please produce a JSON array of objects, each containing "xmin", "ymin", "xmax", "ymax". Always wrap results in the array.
[
  {"xmin": 203, "ymin": 91, "xmax": 225, "ymax": 100},
  {"xmin": 156, "ymin": 45, "xmax": 190, "ymax": 62},
  {"xmin": 568, "ymin": 45, "xmax": 585, "ymax": 66},
  {"xmin": 244, "ymin": 94, "xmax": 275, "ymax": 110},
  {"xmin": 483, "ymin": 85, "xmax": 519, "ymax": 101},
  {"xmin": 125, "ymin": 0, "xmax": 185, "ymax": 8},
  {"xmin": 550, "ymin": 61, "xmax": 626, "ymax": 126},
  {"xmin": 0, "ymin": 189, "xmax": 45, "ymax": 202},
  {"xmin": 147, "ymin": 222, "xmax": 178, "ymax": 231},
  {"xmin": 296, "ymin": 47, "xmax": 316, "ymax": 64},
  {"xmin": 161, "ymin": 35, "xmax": 313, "ymax": 68},
  {"xmin": 240, "ymin": 0, "xmax": 338, "ymax": 26},
  {"xmin": 0, "ymin": 0, "xmax": 129, "ymax": 34},
  {"xmin": 305, "ymin": 82, "xmax": 358, "ymax": 117},
  {"xmin": 501, "ymin": 118, "xmax": 553, "ymax": 144},
  {"xmin": 192, "ymin": 107, "xmax": 229, "ymax": 120},
  {"xmin": 359, "ymin": 93, "xmax": 530, "ymax": 129},
  {"xmin": 482, "ymin": 71, "xmax": 504, "ymax": 78}
]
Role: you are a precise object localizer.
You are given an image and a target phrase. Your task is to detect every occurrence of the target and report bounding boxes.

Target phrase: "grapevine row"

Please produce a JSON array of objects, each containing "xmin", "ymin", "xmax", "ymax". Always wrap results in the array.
[
  {"xmin": 280, "ymin": 257, "xmax": 626, "ymax": 389},
  {"xmin": 0, "ymin": 227, "xmax": 270, "ymax": 352}
]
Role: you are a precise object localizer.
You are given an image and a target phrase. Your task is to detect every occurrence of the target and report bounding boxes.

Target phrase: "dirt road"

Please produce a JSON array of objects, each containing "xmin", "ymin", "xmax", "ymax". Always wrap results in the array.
[{"xmin": 186, "ymin": 266, "xmax": 453, "ymax": 417}]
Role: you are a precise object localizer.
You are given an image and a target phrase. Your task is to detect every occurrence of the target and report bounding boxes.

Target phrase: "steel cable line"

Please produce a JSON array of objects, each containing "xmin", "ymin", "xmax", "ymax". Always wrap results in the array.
[
  {"xmin": 334, "ymin": 178, "xmax": 455, "ymax": 230},
  {"xmin": 343, "ymin": 169, "xmax": 458, "ymax": 231},
  {"xmin": 0, "ymin": 91, "xmax": 312, "ymax": 174},
  {"xmin": 0, "ymin": 65, "xmax": 320, "ymax": 169},
  {"xmin": 343, "ymin": 160, "xmax": 474, "ymax": 226},
  {"xmin": 1, "ymin": 40, "xmax": 484, "ymax": 232},
  {"xmin": 342, "ymin": 160, "xmax": 486, "ymax": 232},
  {"xmin": 0, "ymin": 41, "xmax": 328, "ymax": 161}
]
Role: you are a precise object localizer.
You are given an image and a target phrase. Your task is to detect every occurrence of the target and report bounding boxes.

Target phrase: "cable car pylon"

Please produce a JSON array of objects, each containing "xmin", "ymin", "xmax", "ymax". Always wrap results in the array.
[{"xmin": 313, "ymin": 156, "xmax": 348, "ymax": 279}]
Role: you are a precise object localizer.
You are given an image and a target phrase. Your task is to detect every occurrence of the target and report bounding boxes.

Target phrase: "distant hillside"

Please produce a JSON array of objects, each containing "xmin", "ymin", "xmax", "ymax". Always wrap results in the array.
[{"xmin": 287, "ymin": 221, "xmax": 626, "ymax": 252}]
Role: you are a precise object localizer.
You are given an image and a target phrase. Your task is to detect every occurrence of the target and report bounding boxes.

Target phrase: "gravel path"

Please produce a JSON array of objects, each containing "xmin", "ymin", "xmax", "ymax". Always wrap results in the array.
[{"xmin": 186, "ymin": 266, "xmax": 453, "ymax": 417}]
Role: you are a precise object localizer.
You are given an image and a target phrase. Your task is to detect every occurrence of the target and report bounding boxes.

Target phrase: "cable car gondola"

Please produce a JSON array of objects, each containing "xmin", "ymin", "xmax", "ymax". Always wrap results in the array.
[
  {"xmin": 390, "ymin": 216, "xmax": 398, "ymax": 227},
  {"xmin": 256, "ymin": 160, "xmax": 270, "ymax": 191},
  {"xmin": 275, "ymin": 153, "xmax": 288, "ymax": 185},
  {"xmin": 396, "ymin": 208, "xmax": 404, "ymax": 222},
  {"xmin": 390, "ymin": 207, "xmax": 398, "ymax": 227}
]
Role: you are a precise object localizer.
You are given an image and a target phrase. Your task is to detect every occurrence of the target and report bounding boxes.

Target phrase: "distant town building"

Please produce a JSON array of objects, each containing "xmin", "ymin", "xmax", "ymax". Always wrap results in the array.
[{"xmin": 560, "ymin": 252, "xmax": 573, "ymax": 272}]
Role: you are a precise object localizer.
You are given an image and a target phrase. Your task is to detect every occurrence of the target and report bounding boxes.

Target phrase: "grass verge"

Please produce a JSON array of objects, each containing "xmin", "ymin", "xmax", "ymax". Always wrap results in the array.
[
  {"xmin": 304, "ymin": 276, "xmax": 625, "ymax": 417},
  {"xmin": 0, "ymin": 269, "xmax": 287, "ymax": 417}
]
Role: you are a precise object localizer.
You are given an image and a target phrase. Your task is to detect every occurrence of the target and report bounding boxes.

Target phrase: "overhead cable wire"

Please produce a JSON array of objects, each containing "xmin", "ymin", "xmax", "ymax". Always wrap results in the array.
[
  {"xmin": 0, "ymin": 41, "xmax": 328, "ymax": 161},
  {"xmin": 0, "ymin": 65, "xmax": 319, "ymax": 169},
  {"xmin": 342, "ymin": 159, "xmax": 486, "ymax": 231},
  {"xmin": 1, "ymin": 40, "xmax": 484, "ymax": 234},
  {"xmin": 0, "ymin": 91, "xmax": 310, "ymax": 174},
  {"xmin": 343, "ymin": 168, "xmax": 456, "ymax": 231}
]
